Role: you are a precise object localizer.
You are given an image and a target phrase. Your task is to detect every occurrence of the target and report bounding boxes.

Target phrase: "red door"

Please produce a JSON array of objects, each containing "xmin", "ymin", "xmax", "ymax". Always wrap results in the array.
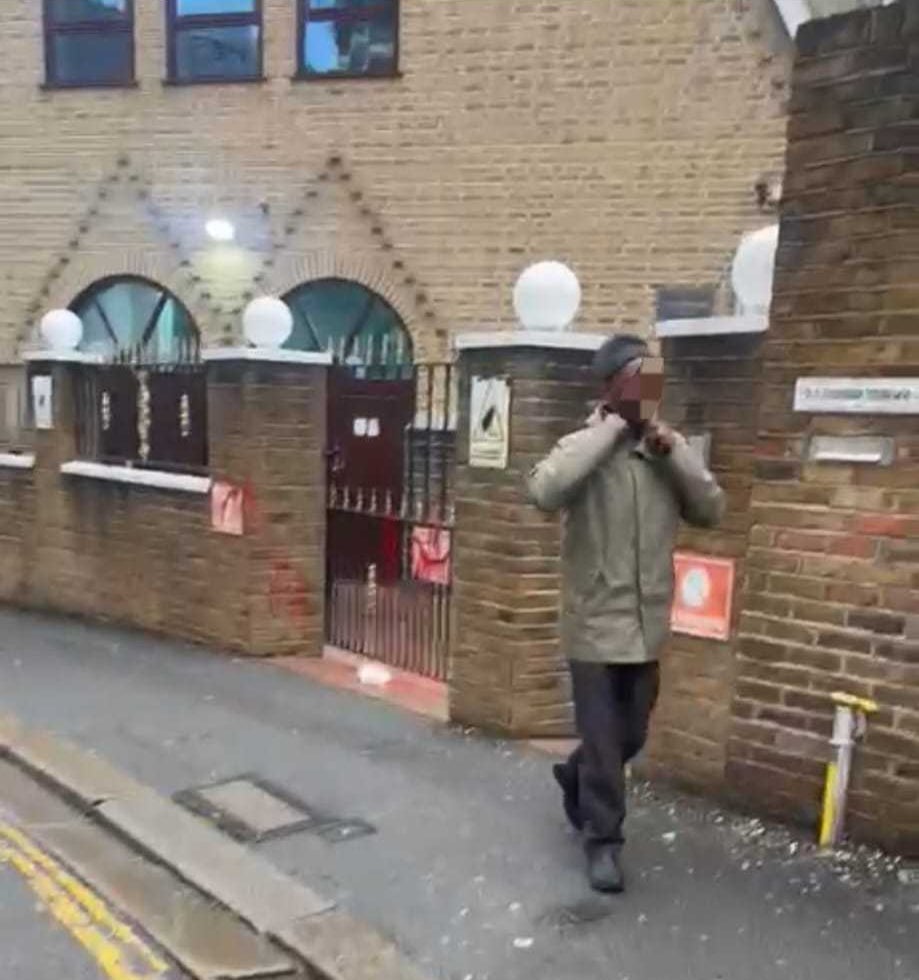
[{"xmin": 326, "ymin": 370, "xmax": 414, "ymax": 585}]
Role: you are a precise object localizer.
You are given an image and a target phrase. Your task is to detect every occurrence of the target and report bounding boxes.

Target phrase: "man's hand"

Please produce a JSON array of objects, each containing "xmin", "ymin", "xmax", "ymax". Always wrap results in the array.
[{"xmin": 645, "ymin": 420, "xmax": 675, "ymax": 456}]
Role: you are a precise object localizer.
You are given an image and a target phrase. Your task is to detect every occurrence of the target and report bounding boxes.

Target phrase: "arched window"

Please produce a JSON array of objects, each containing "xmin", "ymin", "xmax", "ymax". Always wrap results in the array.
[
  {"xmin": 283, "ymin": 278, "xmax": 412, "ymax": 375},
  {"xmin": 72, "ymin": 277, "xmax": 199, "ymax": 362}
]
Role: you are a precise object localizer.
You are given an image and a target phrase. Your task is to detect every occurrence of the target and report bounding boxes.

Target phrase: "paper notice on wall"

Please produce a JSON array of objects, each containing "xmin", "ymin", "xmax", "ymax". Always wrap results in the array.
[
  {"xmin": 211, "ymin": 481, "xmax": 244, "ymax": 536},
  {"xmin": 469, "ymin": 376, "xmax": 510, "ymax": 469},
  {"xmin": 31, "ymin": 375, "xmax": 53, "ymax": 430}
]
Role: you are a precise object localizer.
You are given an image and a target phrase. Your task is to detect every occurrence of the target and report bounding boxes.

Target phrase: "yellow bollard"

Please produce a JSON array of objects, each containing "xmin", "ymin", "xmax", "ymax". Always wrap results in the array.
[{"xmin": 818, "ymin": 692, "xmax": 878, "ymax": 850}]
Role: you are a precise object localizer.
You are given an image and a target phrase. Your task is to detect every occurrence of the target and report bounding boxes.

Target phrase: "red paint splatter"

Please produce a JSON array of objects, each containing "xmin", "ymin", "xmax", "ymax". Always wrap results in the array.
[{"xmin": 268, "ymin": 559, "xmax": 312, "ymax": 630}]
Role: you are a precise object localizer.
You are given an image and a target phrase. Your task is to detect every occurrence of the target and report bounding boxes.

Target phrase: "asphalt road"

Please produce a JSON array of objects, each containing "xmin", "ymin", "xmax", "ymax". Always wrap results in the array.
[
  {"xmin": 0, "ymin": 609, "xmax": 917, "ymax": 980},
  {"xmin": 0, "ymin": 859, "xmax": 104, "ymax": 980},
  {"xmin": 0, "ymin": 801, "xmax": 183, "ymax": 980}
]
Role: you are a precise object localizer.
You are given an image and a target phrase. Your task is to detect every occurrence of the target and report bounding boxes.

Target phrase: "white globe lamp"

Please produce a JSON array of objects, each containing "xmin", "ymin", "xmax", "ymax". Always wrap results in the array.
[
  {"xmin": 513, "ymin": 261, "xmax": 582, "ymax": 331},
  {"xmin": 732, "ymin": 224, "xmax": 779, "ymax": 316},
  {"xmin": 40, "ymin": 309, "xmax": 83, "ymax": 352},
  {"xmin": 243, "ymin": 297, "xmax": 293, "ymax": 349}
]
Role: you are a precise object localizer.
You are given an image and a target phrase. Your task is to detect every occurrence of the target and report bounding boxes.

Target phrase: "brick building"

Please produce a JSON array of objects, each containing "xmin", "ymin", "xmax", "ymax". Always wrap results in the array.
[
  {"xmin": 0, "ymin": 1, "xmax": 800, "ymax": 385},
  {"xmin": 1, "ymin": 0, "xmax": 917, "ymax": 854}
]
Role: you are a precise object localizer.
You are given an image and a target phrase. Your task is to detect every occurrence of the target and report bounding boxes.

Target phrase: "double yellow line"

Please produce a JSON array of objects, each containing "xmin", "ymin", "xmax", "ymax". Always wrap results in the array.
[{"xmin": 0, "ymin": 821, "xmax": 169, "ymax": 980}]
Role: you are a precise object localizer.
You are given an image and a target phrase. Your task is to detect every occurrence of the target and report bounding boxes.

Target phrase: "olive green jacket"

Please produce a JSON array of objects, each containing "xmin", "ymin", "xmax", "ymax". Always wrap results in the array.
[{"xmin": 527, "ymin": 414, "xmax": 725, "ymax": 664}]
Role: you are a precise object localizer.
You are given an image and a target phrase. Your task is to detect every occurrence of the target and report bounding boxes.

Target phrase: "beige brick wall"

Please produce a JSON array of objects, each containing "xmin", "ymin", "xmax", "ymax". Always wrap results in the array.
[{"xmin": 0, "ymin": 0, "xmax": 790, "ymax": 363}]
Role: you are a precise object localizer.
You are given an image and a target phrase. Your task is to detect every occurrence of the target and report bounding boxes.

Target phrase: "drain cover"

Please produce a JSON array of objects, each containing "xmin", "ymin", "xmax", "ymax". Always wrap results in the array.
[{"xmin": 174, "ymin": 776, "xmax": 376, "ymax": 845}]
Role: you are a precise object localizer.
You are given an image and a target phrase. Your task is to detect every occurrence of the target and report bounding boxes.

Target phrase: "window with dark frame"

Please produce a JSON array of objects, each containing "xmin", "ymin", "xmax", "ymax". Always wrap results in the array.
[
  {"xmin": 167, "ymin": 0, "xmax": 263, "ymax": 85},
  {"xmin": 71, "ymin": 278, "xmax": 208, "ymax": 473},
  {"xmin": 43, "ymin": 0, "xmax": 135, "ymax": 89},
  {"xmin": 298, "ymin": 0, "xmax": 399, "ymax": 79},
  {"xmin": 283, "ymin": 278, "xmax": 413, "ymax": 378}
]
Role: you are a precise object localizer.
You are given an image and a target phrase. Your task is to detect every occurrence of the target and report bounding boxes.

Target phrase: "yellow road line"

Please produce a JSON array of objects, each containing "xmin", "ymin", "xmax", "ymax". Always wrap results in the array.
[{"xmin": 0, "ymin": 821, "xmax": 169, "ymax": 980}]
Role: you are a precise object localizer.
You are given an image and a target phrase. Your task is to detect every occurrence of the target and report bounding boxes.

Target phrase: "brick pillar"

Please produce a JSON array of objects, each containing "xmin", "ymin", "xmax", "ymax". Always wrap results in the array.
[
  {"xmin": 449, "ymin": 335, "xmax": 601, "ymax": 737},
  {"xmin": 206, "ymin": 352, "xmax": 329, "ymax": 658},
  {"xmin": 640, "ymin": 332, "xmax": 764, "ymax": 792},
  {"xmin": 731, "ymin": 3, "xmax": 919, "ymax": 852},
  {"xmin": 20, "ymin": 358, "xmax": 83, "ymax": 610}
]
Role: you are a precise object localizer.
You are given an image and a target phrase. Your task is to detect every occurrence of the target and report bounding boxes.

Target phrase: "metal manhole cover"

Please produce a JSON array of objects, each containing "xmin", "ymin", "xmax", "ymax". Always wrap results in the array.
[{"xmin": 174, "ymin": 775, "xmax": 376, "ymax": 845}]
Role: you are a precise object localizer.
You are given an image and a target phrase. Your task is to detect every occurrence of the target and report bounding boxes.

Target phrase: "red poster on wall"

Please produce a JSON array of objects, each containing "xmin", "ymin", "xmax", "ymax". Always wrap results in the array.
[{"xmin": 671, "ymin": 553, "xmax": 735, "ymax": 642}]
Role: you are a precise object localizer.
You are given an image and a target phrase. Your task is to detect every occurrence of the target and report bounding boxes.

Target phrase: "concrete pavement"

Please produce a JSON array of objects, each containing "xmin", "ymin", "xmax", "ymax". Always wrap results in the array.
[{"xmin": 0, "ymin": 609, "xmax": 916, "ymax": 980}]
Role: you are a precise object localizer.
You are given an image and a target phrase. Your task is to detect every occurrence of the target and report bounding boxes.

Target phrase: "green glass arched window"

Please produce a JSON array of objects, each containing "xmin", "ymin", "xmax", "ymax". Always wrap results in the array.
[
  {"xmin": 72, "ymin": 277, "xmax": 199, "ymax": 362},
  {"xmin": 283, "ymin": 278, "xmax": 412, "ymax": 375}
]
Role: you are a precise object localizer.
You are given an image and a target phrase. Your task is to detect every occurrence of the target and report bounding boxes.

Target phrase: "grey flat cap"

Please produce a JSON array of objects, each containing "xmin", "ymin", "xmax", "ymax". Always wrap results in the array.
[{"xmin": 591, "ymin": 334, "xmax": 649, "ymax": 380}]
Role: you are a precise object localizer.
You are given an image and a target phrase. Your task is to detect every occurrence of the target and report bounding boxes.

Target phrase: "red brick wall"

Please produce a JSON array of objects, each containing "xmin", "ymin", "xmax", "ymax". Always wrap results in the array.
[
  {"xmin": 0, "ymin": 467, "xmax": 30, "ymax": 601},
  {"xmin": 451, "ymin": 347, "xmax": 597, "ymax": 737},
  {"xmin": 642, "ymin": 333, "xmax": 765, "ymax": 792},
  {"xmin": 731, "ymin": 2, "xmax": 919, "ymax": 853},
  {"xmin": 209, "ymin": 362, "xmax": 328, "ymax": 656},
  {"xmin": 0, "ymin": 361, "xmax": 326, "ymax": 658}
]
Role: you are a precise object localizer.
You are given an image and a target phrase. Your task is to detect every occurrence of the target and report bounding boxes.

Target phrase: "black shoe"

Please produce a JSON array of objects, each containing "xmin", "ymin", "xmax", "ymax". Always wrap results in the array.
[
  {"xmin": 587, "ymin": 845, "xmax": 625, "ymax": 894},
  {"xmin": 552, "ymin": 763, "xmax": 584, "ymax": 831}
]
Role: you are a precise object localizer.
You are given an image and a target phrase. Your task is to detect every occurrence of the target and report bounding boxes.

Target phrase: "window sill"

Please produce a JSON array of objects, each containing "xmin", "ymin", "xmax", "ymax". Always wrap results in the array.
[
  {"xmin": 0, "ymin": 452, "xmax": 35, "ymax": 471},
  {"xmin": 61, "ymin": 461, "xmax": 211, "ymax": 495},
  {"xmin": 291, "ymin": 70, "xmax": 402, "ymax": 83},
  {"xmin": 22, "ymin": 350, "xmax": 107, "ymax": 364},
  {"xmin": 41, "ymin": 80, "xmax": 139, "ymax": 92},
  {"xmin": 654, "ymin": 315, "xmax": 768, "ymax": 339},
  {"xmin": 202, "ymin": 347, "xmax": 333, "ymax": 365},
  {"xmin": 162, "ymin": 76, "xmax": 266, "ymax": 88}
]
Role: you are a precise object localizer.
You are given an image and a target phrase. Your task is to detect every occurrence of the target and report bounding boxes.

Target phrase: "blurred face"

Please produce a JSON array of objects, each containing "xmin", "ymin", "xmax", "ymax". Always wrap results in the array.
[{"xmin": 603, "ymin": 356, "xmax": 664, "ymax": 424}]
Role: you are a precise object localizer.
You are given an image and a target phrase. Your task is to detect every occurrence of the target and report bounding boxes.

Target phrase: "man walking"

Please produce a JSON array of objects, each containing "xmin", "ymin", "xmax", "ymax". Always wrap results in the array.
[{"xmin": 527, "ymin": 335, "xmax": 725, "ymax": 893}]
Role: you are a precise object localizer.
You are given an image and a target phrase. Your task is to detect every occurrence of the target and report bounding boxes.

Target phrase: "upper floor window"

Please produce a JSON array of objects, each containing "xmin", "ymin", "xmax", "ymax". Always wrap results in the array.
[
  {"xmin": 297, "ymin": 0, "xmax": 399, "ymax": 79},
  {"xmin": 167, "ymin": 0, "xmax": 263, "ymax": 84},
  {"xmin": 43, "ymin": 0, "xmax": 135, "ymax": 89}
]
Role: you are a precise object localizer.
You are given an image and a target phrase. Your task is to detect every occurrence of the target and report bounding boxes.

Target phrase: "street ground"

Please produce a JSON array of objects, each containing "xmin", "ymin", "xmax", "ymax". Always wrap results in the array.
[
  {"xmin": 0, "ymin": 857, "xmax": 120, "ymax": 980},
  {"xmin": 0, "ymin": 608, "xmax": 916, "ymax": 980},
  {"xmin": 0, "ymin": 802, "xmax": 186, "ymax": 980}
]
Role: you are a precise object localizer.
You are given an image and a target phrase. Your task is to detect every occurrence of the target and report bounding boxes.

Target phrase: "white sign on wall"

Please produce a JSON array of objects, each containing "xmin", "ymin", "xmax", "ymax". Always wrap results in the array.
[
  {"xmin": 794, "ymin": 378, "xmax": 919, "ymax": 415},
  {"xmin": 469, "ymin": 376, "xmax": 511, "ymax": 469},
  {"xmin": 31, "ymin": 375, "xmax": 53, "ymax": 430}
]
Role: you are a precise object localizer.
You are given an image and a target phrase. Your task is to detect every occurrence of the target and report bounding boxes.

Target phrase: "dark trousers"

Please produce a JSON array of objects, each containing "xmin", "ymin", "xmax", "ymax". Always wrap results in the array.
[{"xmin": 560, "ymin": 661, "xmax": 660, "ymax": 847}]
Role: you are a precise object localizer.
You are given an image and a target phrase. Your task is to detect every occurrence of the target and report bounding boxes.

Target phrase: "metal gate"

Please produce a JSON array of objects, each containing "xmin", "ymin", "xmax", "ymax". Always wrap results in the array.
[{"xmin": 325, "ymin": 363, "xmax": 456, "ymax": 680}]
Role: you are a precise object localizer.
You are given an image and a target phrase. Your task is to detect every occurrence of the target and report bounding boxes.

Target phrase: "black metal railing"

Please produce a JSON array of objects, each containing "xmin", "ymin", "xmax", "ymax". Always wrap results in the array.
[
  {"xmin": 325, "ymin": 362, "xmax": 456, "ymax": 681},
  {"xmin": 0, "ymin": 370, "xmax": 31, "ymax": 452},
  {"xmin": 74, "ymin": 339, "xmax": 208, "ymax": 474}
]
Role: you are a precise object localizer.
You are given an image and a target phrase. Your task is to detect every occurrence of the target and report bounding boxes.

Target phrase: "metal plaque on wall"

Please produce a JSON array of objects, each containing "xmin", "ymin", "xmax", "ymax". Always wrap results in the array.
[
  {"xmin": 794, "ymin": 378, "xmax": 919, "ymax": 415},
  {"xmin": 469, "ymin": 376, "xmax": 511, "ymax": 469}
]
